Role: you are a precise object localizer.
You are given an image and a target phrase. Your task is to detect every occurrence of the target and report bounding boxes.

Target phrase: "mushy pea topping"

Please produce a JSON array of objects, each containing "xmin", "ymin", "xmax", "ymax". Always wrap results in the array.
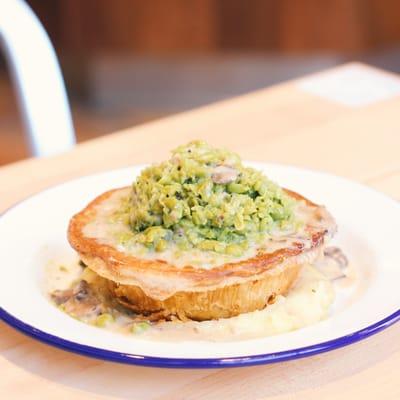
[{"xmin": 124, "ymin": 141, "xmax": 296, "ymax": 255}]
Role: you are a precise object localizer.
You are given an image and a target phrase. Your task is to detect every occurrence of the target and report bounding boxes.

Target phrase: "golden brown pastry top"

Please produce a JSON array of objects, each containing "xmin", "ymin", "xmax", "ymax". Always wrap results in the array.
[{"xmin": 68, "ymin": 187, "xmax": 336, "ymax": 300}]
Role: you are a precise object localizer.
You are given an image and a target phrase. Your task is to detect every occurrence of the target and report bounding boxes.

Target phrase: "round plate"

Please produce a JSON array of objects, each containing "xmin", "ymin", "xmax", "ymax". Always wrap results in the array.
[{"xmin": 0, "ymin": 163, "xmax": 399, "ymax": 368}]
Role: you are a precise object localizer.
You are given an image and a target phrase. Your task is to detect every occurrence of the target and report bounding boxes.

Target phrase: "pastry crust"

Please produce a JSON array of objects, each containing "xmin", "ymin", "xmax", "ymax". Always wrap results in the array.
[
  {"xmin": 68, "ymin": 187, "xmax": 336, "ymax": 319},
  {"xmin": 109, "ymin": 262, "xmax": 301, "ymax": 320}
]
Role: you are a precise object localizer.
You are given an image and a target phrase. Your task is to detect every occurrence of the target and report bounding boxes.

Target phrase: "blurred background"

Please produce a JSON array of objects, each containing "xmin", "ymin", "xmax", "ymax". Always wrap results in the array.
[{"xmin": 1, "ymin": 0, "xmax": 400, "ymax": 165}]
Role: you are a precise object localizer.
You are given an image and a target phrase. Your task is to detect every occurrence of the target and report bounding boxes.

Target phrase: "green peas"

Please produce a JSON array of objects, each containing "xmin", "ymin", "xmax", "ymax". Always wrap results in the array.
[
  {"xmin": 125, "ymin": 141, "xmax": 296, "ymax": 255},
  {"xmin": 198, "ymin": 240, "xmax": 218, "ymax": 251},
  {"xmin": 95, "ymin": 313, "xmax": 114, "ymax": 327},
  {"xmin": 155, "ymin": 239, "xmax": 167, "ymax": 252},
  {"xmin": 227, "ymin": 183, "xmax": 247, "ymax": 194},
  {"xmin": 131, "ymin": 322, "xmax": 151, "ymax": 334},
  {"xmin": 225, "ymin": 243, "xmax": 244, "ymax": 256},
  {"xmin": 234, "ymin": 214, "xmax": 245, "ymax": 230}
]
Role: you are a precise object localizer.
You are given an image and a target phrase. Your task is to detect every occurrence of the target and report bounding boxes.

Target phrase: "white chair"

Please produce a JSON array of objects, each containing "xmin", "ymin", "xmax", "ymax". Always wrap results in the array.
[{"xmin": 0, "ymin": 0, "xmax": 75, "ymax": 157}]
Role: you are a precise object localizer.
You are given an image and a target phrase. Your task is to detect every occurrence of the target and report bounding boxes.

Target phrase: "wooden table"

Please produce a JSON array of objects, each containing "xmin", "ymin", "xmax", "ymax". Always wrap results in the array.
[{"xmin": 1, "ymin": 63, "xmax": 399, "ymax": 399}]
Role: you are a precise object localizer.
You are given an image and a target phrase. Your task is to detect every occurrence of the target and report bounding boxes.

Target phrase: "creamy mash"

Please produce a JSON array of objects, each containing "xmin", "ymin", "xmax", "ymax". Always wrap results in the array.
[{"xmin": 46, "ymin": 260, "xmax": 336, "ymax": 342}]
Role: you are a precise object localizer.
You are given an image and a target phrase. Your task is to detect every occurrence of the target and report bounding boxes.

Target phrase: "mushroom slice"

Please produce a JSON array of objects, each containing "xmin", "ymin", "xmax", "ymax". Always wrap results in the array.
[
  {"xmin": 52, "ymin": 280, "xmax": 104, "ymax": 319},
  {"xmin": 315, "ymin": 246, "xmax": 348, "ymax": 281},
  {"xmin": 211, "ymin": 165, "xmax": 239, "ymax": 184}
]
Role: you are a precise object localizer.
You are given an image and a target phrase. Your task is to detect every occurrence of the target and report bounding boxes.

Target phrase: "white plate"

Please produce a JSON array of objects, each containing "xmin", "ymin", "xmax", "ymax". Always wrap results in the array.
[{"xmin": 0, "ymin": 163, "xmax": 399, "ymax": 368}]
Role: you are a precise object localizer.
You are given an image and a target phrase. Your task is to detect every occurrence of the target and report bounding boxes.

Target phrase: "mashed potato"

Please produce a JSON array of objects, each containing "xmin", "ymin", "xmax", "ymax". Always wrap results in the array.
[
  {"xmin": 47, "ymin": 262, "xmax": 334, "ymax": 342},
  {"xmin": 139, "ymin": 264, "xmax": 334, "ymax": 341}
]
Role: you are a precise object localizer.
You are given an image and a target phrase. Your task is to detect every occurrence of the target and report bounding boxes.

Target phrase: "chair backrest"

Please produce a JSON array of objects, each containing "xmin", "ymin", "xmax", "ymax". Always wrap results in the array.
[{"xmin": 0, "ymin": 0, "xmax": 75, "ymax": 157}]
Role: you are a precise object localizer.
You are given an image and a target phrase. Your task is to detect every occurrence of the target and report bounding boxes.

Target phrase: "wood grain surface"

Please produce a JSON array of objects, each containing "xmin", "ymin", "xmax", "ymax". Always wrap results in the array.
[{"xmin": 0, "ymin": 63, "xmax": 399, "ymax": 399}]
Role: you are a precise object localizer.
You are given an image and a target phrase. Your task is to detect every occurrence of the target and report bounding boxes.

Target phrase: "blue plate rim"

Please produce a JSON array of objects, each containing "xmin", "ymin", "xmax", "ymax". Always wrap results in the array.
[
  {"xmin": 1, "ymin": 307, "xmax": 399, "ymax": 368},
  {"xmin": 0, "ymin": 165, "xmax": 399, "ymax": 368}
]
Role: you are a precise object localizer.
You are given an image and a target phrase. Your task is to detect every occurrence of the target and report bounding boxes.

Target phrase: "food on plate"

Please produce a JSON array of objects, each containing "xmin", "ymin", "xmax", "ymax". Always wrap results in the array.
[{"xmin": 49, "ymin": 141, "xmax": 343, "ymax": 340}]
